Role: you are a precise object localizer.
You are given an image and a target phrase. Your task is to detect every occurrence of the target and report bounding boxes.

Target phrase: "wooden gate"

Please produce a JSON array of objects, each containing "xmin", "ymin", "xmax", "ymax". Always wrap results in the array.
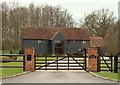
[
  {"xmin": 35, "ymin": 49, "xmax": 87, "ymax": 71},
  {"xmin": 99, "ymin": 55, "xmax": 113, "ymax": 72}
]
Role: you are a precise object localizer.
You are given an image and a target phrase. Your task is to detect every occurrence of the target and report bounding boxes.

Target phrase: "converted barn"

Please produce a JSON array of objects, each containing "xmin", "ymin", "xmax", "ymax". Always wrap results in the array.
[{"xmin": 22, "ymin": 27, "xmax": 90, "ymax": 55}]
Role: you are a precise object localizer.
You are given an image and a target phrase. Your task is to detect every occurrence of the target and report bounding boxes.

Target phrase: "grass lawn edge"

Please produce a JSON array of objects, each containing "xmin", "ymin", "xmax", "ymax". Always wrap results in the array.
[
  {"xmin": 1, "ymin": 71, "xmax": 31, "ymax": 79},
  {"xmin": 89, "ymin": 71, "xmax": 119, "ymax": 82}
]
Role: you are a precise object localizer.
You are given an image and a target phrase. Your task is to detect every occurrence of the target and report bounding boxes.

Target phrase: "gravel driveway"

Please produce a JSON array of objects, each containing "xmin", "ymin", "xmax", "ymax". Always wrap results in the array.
[{"xmin": 2, "ymin": 71, "xmax": 118, "ymax": 83}]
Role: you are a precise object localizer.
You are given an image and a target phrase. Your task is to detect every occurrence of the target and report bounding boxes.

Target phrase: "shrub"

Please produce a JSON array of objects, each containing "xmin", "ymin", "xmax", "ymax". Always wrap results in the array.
[{"xmin": 19, "ymin": 49, "xmax": 24, "ymax": 54}]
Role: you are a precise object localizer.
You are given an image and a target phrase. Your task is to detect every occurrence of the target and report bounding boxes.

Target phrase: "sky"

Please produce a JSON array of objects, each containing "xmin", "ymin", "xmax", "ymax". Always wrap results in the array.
[
  {"xmin": 118, "ymin": 1, "xmax": 120, "ymax": 20},
  {"xmin": 1, "ymin": 0, "xmax": 120, "ymax": 23}
]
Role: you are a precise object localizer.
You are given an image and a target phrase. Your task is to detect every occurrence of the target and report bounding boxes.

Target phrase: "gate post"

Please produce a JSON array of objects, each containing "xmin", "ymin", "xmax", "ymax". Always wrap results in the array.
[
  {"xmin": 88, "ymin": 47, "xmax": 99, "ymax": 72},
  {"xmin": 111, "ymin": 54, "xmax": 113, "ymax": 72},
  {"xmin": 23, "ymin": 55, "xmax": 25, "ymax": 71},
  {"xmin": 84, "ymin": 48, "xmax": 87, "ymax": 71},
  {"xmin": 97, "ymin": 55, "xmax": 100, "ymax": 72},
  {"xmin": 24, "ymin": 47, "xmax": 35, "ymax": 71},
  {"xmin": 114, "ymin": 55, "xmax": 118, "ymax": 73}
]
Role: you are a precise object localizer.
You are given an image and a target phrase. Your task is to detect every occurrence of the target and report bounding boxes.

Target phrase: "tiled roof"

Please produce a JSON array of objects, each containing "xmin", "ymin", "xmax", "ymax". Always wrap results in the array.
[
  {"xmin": 22, "ymin": 27, "xmax": 90, "ymax": 40},
  {"xmin": 90, "ymin": 37, "xmax": 104, "ymax": 47}
]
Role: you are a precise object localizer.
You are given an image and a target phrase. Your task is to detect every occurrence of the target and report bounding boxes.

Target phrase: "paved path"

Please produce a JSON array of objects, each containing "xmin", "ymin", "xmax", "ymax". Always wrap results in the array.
[{"xmin": 2, "ymin": 71, "xmax": 117, "ymax": 83}]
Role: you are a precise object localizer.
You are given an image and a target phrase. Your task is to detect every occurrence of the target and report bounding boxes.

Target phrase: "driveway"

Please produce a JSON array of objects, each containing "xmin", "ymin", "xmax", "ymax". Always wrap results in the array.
[{"xmin": 2, "ymin": 71, "xmax": 118, "ymax": 83}]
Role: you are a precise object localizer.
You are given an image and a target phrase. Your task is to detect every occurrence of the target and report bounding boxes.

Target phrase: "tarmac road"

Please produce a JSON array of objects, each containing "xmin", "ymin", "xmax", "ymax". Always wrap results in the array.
[{"xmin": 2, "ymin": 71, "xmax": 118, "ymax": 83}]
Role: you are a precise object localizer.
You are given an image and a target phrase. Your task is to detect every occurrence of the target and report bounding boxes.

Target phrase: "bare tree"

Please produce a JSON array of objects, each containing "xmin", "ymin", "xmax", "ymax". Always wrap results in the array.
[
  {"xmin": 104, "ymin": 25, "xmax": 118, "ymax": 55},
  {"xmin": 80, "ymin": 9, "xmax": 118, "ymax": 54},
  {"xmin": 1, "ymin": 2, "xmax": 12, "ymax": 51},
  {"xmin": 80, "ymin": 9, "xmax": 116, "ymax": 37},
  {"xmin": 2, "ymin": 2, "xmax": 75, "ymax": 51}
]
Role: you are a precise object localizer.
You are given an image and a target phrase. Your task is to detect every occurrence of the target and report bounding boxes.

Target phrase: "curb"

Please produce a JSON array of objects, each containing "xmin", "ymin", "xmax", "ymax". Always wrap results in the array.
[
  {"xmin": 1, "ymin": 71, "xmax": 31, "ymax": 79},
  {"xmin": 89, "ymin": 71, "xmax": 119, "ymax": 82}
]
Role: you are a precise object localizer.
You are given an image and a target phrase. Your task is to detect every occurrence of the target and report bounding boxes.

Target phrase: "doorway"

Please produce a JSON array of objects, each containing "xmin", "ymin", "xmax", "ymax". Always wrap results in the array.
[{"xmin": 55, "ymin": 40, "xmax": 64, "ymax": 54}]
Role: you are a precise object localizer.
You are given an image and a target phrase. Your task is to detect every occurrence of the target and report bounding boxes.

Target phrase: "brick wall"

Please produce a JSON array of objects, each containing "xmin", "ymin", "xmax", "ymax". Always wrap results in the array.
[
  {"xmin": 88, "ymin": 47, "xmax": 98, "ymax": 72},
  {"xmin": 24, "ymin": 47, "xmax": 35, "ymax": 71}
]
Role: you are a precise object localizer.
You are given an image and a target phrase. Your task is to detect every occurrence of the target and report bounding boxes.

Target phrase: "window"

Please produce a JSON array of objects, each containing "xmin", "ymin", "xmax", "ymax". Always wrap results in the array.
[
  {"xmin": 38, "ymin": 40, "xmax": 42, "ymax": 43},
  {"xmin": 55, "ymin": 40, "xmax": 60, "ymax": 43},
  {"xmin": 55, "ymin": 40, "xmax": 64, "ymax": 54},
  {"xmin": 83, "ymin": 41, "xmax": 86, "ymax": 44}
]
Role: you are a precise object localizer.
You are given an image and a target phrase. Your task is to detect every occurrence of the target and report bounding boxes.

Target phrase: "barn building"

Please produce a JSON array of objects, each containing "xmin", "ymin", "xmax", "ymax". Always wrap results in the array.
[{"xmin": 22, "ymin": 27, "xmax": 91, "ymax": 55}]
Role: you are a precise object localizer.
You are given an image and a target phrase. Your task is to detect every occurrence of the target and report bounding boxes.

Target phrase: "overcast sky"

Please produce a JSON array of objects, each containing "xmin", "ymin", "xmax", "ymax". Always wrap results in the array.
[{"xmin": 1, "ymin": 0, "xmax": 120, "ymax": 23}]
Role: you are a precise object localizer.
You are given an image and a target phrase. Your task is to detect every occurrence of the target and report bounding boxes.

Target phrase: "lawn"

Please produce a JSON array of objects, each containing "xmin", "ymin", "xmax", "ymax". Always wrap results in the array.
[
  {"xmin": 0, "ymin": 56, "xmax": 57, "ymax": 78},
  {"xmin": 0, "ymin": 57, "xmax": 24, "ymax": 78},
  {"xmin": 93, "ymin": 57, "xmax": 120, "ymax": 81},
  {"xmin": 0, "ymin": 68, "xmax": 23, "ymax": 77},
  {"xmin": 94, "ymin": 72, "xmax": 118, "ymax": 80},
  {"xmin": 118, "ymin": 59, "xmax": 120, "ymax": 80}
]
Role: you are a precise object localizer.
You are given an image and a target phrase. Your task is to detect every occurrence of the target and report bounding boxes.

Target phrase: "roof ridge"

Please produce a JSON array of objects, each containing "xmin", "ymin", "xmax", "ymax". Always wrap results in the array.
[
  {"xmin": 23, "ymin": 27, "xmax": 90, "ymax": 40},
  {"xmin": 50, "ymin": 31, "xmax": 66, "ymax": 40}
]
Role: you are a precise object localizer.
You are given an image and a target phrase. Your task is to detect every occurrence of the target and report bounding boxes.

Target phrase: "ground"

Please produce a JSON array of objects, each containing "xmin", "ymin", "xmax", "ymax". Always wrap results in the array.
[{"xmin": 2, "ymin": 71, "xmax": 118, "ymax": 83}]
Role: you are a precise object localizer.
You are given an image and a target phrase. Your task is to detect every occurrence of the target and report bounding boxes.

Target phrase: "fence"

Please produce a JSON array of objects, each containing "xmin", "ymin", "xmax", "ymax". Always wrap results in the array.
[
  {"xmin": 99, "ymin": 55, "xmax": 113, "ymax": 72},
  {"xmin": 98, "ymin": 54, "xmax": 120, "ymax": 73},
  {"xmin": 0, "ymin": 54, "xmax": 25, "ymax": 71},
  {"xmin": 114, "ymin": 54, "xmax": 120, "ymax": 73},
  {"xmin": 0, "ymin": 53, "xmax": 119, "ymax": 73}
]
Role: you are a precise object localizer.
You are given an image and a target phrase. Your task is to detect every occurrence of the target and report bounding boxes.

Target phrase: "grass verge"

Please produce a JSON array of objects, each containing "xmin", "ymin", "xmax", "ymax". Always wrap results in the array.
[
  {"xmin": 94, "ymin": 72, "xmax": 118, "ymax": 80},
  {"xmin": 0, "ymin": 57, "xmax": 24, "ymax": 78},
  {"xmin": 0, "ymin": 68, "xmax": 23, "ymax": 78},
  {"xmin": 0, "ymin": 56, "xmax": 56, "ymax": 78}
]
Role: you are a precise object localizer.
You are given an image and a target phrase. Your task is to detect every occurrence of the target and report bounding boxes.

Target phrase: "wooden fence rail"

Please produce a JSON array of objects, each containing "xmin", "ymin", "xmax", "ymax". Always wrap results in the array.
[
  {"xmin": 0, "ymin": 53, "xmax": 119, "ymax": 73},
  {"xmin": 0, "ymin": 54, "xmax": 25, "ymax": 71}
]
